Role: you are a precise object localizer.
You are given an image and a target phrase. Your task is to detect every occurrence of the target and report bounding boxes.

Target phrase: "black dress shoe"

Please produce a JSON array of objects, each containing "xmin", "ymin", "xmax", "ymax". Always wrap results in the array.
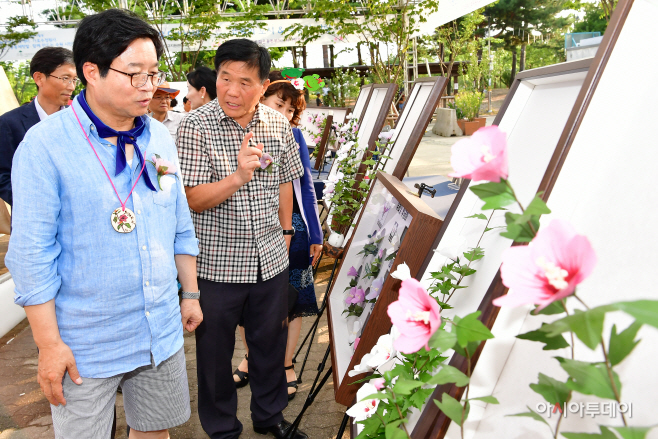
[{"xmin": 253, "ymin": 420, "xmax": 308, "ymax": 439}]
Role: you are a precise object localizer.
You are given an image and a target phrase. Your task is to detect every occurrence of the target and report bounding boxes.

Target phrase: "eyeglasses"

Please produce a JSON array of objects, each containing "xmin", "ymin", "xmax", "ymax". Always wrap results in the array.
[
  {"xmin": 108, "ymin": 67, "xmax": 166, "ymax": 88},
  {"xmin": 152, "ymin": 95, "xmax": 172, "ymax": 101},
  {"xmin": 49, "ymin": 75, "xmax": 81, "ymax": 87}
]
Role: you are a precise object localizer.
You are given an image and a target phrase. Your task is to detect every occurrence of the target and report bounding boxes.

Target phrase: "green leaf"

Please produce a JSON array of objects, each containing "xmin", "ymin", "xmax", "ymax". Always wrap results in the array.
[
  {"xmin": 540, "ymin": 308, "xmax": 606, "ymax": 350},
  {"xmin": 466, "ymin": 213, "xmax": 487, "ymax": 220},
  {"xmin": 562, "ymin": 426, "xmax": 620, "ymax": 439},
  {"xmin": 611, "ymin": 426, "xmax": 655, "ymax": 439},
  {"xmin": 409, "ymin": 388, "xmax": 434, "ymax": 410},
  {"xmin": 608, "ymin": 322, "xmax": 642, "ymax": 366},
  {"xmin": 500, "ymin": 212, "xmax": 539, "ymax": 242},
  {"xmin": 513, "ymin": 194, "xmax": 551, "ymax": 225},
  {"xmin": 614, "ymin": 300, "xmax": 658, "ymax": 330},
  {"xmin": 529, "ymin": 373, "xmax": 571, "ymax": 406},
  {"xmin": 536, "ymin": 301, "xmax": 566, "ymax": 315},
  {"xmin": 384, "ymin": 420, "xmax": 405, "ymax": 439},
  {"xmin": 468, "ymin": 395, "xmax": 499, "ymax": 404},
  {"xmin": 507, "ymin": 406, "xmax": 549, "ymax": 427},
  {"xmin": 517, "ymin": 325, "xmax": 571, "ymax": 351},
  {"xmin": 392, "ymin": 378, "xmax": 423, "ymax": 395},
  {"xmin": 427, "ymin": 365, "xmax": 470, "ymax": 387},
  {"xmin": 434, "ymin": 393, "xmax": 467, "ymax": 426},
  {"xmin": 452, "ymin": 341, "xmax": 481, "ymax": 359},
  {"xmin": 453, "ymin": 311, "xmax": 494, "ymax": 348},
  {"xmin": 557, "ymin": 357, "xmax": 621, "ymax": 400},
  {"xmin": 463, "ymin": 247, "xmax": 484, "ymax": 262},
  {"xmin": 469, "ymin": 181, "xmax": 516, "ymax": 210},
  {"xmin": 428, "ymin": 328, "xmax": 457, "ymax": 352}
]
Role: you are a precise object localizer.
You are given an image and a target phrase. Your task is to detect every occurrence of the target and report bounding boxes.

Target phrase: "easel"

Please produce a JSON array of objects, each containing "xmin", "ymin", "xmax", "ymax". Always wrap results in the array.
[{"xmin": 286, "ymin": 344, "xmax": 350, "ymax": 439}]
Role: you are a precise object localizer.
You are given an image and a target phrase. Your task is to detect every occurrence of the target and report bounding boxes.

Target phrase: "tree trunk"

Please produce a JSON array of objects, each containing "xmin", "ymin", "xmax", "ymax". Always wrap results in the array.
[
  {"xmin": 510, "ymin": 47, "xmax": 518, "ymax": 85},
  {"xmin": 302, "ymin": 46, "xmax": 307, "ymax": 69},
  {"xmin": 329, "ymin": 45, "xmax": 335, "ymax": 68},
  {"xmin": 322, "ymin": 45, "xmax": 329, "ymax": 68},
  {"xmin": 357, "ymin": 43, "xmax": 363, "ymax": 66},
  {"xmin": 519, "ymin": 43, "xmax": 526, "ymax": 72},
  {"xmin": 292, "ymin": 47, "xmax": 299, "ymax": 68}
]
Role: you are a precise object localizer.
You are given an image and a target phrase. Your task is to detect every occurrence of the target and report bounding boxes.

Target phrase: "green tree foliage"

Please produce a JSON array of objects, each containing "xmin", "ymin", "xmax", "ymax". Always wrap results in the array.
[
  {"xmin": 570, "ymin": 1, "xmax": 609, "ymax": 33},
  {"xmin": 0, "ymin": 61, "xmax": 38, "ymax": 103},
  {"xmin": 283, "ymin": 0, "xmax": 439, "ymax": 86},
  {"xmin": 0, "ymin": 16, "xmax": 38, "ymax": 60},
  {"xmin": 485, "ymin": 0, "xmax": 571, "ymax": 81},
  {"xmin": 322, "ymin": 68, "xmax": 364, "ymax": 107},
  {"xmin": 43, "ymin": 0, "xmax": 267, "ymax": 80}
]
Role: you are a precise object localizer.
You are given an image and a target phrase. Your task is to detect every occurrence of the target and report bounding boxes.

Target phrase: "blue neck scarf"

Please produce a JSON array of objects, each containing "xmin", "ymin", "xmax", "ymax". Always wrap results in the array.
[{"xmin": 78, "ymin": 90, "xmax": 156, "ymax": 192}]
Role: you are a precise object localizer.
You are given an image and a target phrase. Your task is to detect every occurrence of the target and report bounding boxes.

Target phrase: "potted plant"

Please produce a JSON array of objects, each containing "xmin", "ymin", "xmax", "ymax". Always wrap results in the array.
[{"xmin": 455, "ymin": 90, "xmax": 485, "ymax": 135}]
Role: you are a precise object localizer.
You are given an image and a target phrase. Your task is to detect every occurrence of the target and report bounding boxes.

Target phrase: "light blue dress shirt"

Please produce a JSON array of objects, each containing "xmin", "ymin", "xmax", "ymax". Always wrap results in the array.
[{"xmin": 6, "ymin": 96, "xmax": 199, "ymax": 378}]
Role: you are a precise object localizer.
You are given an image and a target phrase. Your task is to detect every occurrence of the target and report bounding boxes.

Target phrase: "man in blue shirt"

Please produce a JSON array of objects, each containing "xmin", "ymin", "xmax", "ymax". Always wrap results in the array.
[{"xmin": 6, "ymin": 9, "xmax": 202, "ymax": 439}]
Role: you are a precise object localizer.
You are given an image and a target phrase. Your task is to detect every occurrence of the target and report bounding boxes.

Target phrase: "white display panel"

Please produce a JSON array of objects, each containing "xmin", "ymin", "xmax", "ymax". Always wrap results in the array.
[
  {"xmin": 329, "ymin": 179, "xmax": 412, "ymax": 386},
  {"xmin": 327, "ymin": 86, "xmax": 391, "ymax": 180},
  {"xmin": 298, "ymin": 107, "xmax": 350, "ymax": 147},
  {"xmin": 408, "ymin": 67, "xmax": 589, "ymax": 436},
  {"xmin": 0, "ymin": 274, "xmax": 25, "ymax": 338},
  {"xmin": 382, "ymin": 82, "xmax": 434, "ymax": 175},
  {"xmin": 463, "ymin": 1, "xmax": 658, "ymax": 437},
  {"xmin": 352, "ymin": 84, "xmax": 373, "ymax": 123}
]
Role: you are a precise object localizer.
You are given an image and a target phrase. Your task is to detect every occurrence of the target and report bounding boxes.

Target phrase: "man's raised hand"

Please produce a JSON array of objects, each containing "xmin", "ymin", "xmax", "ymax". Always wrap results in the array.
[{"xmin": 235, "ymin": 132, "xmax": 264, "ymax": 185}]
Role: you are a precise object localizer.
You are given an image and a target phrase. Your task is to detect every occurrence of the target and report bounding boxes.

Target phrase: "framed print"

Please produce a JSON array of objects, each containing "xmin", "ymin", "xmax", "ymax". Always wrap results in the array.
[{"xmin": 326, "ymin": 171, "xmax": 444, "ymax": 406}]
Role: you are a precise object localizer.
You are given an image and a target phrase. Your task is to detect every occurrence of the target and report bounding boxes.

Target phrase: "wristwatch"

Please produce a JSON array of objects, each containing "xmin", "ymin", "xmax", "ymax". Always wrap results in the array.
[
  {"xmin": 282, "ymin": 227, "xmax": 295, "ymax": 236},
  {"xmin": 181, "ymin": 290, "xmax": 201, "ymax": 300}
]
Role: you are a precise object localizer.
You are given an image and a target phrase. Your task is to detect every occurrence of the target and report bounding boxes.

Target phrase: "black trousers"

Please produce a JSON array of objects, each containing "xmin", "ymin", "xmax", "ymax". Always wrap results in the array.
[{"xmin": 196, "ymin": 268, "xmax": 289, "ymax": 439}]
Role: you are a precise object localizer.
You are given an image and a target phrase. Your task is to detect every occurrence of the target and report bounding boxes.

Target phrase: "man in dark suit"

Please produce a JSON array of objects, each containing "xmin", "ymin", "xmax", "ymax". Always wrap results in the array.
[{"xmin": 0, "ymin": 47, "xmax": 77, "ymax": 205}]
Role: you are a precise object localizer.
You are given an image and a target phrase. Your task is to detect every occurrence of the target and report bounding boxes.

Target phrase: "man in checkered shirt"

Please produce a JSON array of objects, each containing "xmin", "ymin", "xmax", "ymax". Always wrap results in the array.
[{"xmin": 177, "ymin": 39, "xmax": 307, "ymax": 439}]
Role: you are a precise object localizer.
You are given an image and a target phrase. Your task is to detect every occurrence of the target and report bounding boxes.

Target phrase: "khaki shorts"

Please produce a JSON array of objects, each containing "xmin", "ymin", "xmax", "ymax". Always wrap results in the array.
[{"xmin": 51, "ymin": 346, "xmax": 189, "ymax": 439}]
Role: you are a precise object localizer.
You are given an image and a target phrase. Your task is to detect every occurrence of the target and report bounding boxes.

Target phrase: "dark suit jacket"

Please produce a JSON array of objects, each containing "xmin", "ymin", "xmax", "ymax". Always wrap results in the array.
[{"xmin": 0, "ymin": 100, "xmax": 40, "ymax": 205}]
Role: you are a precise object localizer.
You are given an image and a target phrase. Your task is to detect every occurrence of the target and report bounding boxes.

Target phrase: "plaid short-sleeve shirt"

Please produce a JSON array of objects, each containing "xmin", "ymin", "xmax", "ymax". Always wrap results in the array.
[{"xmin": 177, "ymin": 100, "xmax": 304, "ymax": 283}]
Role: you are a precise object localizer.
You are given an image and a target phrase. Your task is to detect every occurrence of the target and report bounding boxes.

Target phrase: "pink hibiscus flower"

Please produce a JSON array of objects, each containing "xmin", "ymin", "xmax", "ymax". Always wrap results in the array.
[
  {"xmin": 259, "ymin": 153, "xmax": 274, "ymax": 169},
  {"xmin": 347, "ymin": 266, "xmax": 359, "ymax": 277},
  {"xmin": 493, "ymin": 219, "xmax": 597, "ymax": 310},
  {"xmin": 448, "ymin": 125, "xmax": 508, "ymax": 182},
  {"xmin": 387, "ymin": 278, "xmax": 441, "ymax": 354}
]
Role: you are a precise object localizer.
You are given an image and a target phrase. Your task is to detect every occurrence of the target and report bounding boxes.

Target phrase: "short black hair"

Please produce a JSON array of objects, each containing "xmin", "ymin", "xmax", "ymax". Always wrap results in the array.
[
  {"xmin": 30, "ymin": 47, "xmax": 74, "ymax": 79},
  {"xmin": 73, "ymin": 9, "xmax": 164, "ymax": 86},
  {"xmin": 182, "ymin": 96, "xmax": 188, "ymax": 103},
  {"xmin": 170, "ymin": 98, "xmax": 178, "ymax": 107},
  {"xmin": 186, "ymin": 67, "xmax": 217, "ymax": 100},
  {"xmin": 214, "ymin": 39, "xmax": 271, "ymax": 83}
]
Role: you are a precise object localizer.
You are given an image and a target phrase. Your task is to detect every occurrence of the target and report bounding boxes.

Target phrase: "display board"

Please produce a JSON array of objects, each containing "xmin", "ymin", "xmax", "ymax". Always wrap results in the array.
[
  {"xmin": 380, "ymin": 77, "xmax": 447, "ymax": 180},
  {"xmin": 298, "ymin": 106, "xmax": 351, "ymax": 148},
  {"xmin": 352, "ymin": 84, "xmax": 374, "ymax": 125},
  {"xmin": 439, "ymin": 0, "xmax": 658, "ymax": 437},
  {"xmin": 0, "ymin": 66, "xmax": 19, "ymax": 116},
  {"xmin": 327, "ymin": 84, "xmax": 398, "ymax": 181},
  {"xmin": 408, "ymin": 58, "xmax": 594, "ymax": 438},
  {"xmin": 327, "ymin": 171, "xmax": 444, "ymax": 406}
]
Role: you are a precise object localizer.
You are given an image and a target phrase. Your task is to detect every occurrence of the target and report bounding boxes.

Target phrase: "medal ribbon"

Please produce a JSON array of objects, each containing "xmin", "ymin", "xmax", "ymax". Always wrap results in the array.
[{"xmin": 72, "ymin": 105, "xmax": 146, "ymax": 212}]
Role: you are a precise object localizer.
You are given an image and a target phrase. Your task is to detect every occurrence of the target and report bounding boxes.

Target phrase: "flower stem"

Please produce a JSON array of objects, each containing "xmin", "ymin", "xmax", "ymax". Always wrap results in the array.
[
  {"xmin": 572, "ymin": 293, "xmax": 590, "ymax": 310},
  {"xmin": 560, "ymin": 300, "xmax": 575, "ymax": 359},
  {"xmin": 503, "ymin": 179, "xmax": 537, "ymax": 237},
  {"xmin": 600, "ymin": 339, "xmax": 628, "ymax": 426},
  {"xmin": 445, "ymin": 211, "xmax": 496, "ymax": 304},
  {"xmin": 390, "ymin": 391, "xmax": 412, "ymax": 439},
  {"xmin": 460, "ymin": 350, "xmax": 472, "ymax": 439},
  {"xmin": 553, "ymin": 409, "xmax": 563, "ymax": 439}
]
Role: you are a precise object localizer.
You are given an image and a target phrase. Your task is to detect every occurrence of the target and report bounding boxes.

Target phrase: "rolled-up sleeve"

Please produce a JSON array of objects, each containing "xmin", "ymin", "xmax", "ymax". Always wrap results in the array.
[
  {"xmin": 6, "ymin": 137, "xmax": 63, "ymax": 307},
  {"xmin": 173, "ymin": 154, "xmax": 199, "ymax": 256}
]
